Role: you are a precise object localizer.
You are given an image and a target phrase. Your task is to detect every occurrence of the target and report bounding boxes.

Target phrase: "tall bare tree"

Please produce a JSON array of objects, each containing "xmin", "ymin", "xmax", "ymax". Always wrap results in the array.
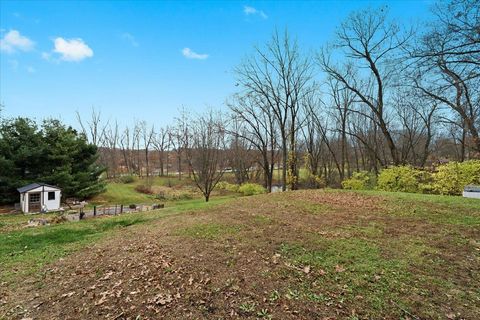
[
  {"xmin": 235, "ymin": 30, "xmax": 313, "ymax": 190},
  {"xmin": 319, "ymin": 7, "xmax": 413, "ymax": 165},
  {"xmin": 228, "ymin": 93, "xmax": 278, "ymax": 192},
  {"xmin": 411, "ymin": 0, "xmax": 480, "ymax": 155}
]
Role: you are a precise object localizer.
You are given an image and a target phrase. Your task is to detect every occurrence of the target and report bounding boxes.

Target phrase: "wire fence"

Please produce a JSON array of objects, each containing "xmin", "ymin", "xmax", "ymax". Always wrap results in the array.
[{"xmin": 66, "ymin": 203, "xmax": 165, "ymax": 221}]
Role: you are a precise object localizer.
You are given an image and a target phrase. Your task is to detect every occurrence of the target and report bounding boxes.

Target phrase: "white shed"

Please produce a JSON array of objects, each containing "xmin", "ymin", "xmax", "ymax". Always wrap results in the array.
[{"xmin": 17, "ymin": 183, "xmax": 62, "ymax": 213}]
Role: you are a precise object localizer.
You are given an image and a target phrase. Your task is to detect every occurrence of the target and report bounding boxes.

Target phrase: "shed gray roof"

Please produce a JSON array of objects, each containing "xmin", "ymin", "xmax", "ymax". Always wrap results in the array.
[{"xmin": 17, "ymin": 183, "xmax": 60, "ymax": 193}]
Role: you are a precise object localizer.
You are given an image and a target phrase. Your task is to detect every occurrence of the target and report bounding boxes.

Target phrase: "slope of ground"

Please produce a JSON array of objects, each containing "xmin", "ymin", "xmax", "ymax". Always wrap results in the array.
[{"xmin": 1, "ymin": 190, "xmax": 479, "ymax": 319}]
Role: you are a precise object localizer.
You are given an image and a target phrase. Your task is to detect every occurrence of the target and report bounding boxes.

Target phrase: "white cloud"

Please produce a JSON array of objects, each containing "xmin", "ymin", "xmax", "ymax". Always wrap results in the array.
[
  {"xmin": 121, "ymin": 32, "xmax": 139, "ymax": 47},
  {"xmin": 53, "ymin": 37, "xmax": 93, "ymax": 62},
  {"xmin": 0, "ymin": 30, "xmax": 35, "ymax": 53},
  {"xmin": 182, "ymin": 47, "xmax": 208, "ymax": 60},
  {"xmin": 243, "ymin": 6, "xmax": 268, "ymax": 19}
]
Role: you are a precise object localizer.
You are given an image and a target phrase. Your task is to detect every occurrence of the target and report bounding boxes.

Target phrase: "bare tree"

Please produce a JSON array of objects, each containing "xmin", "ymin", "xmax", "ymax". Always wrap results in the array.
[
  {"xmin": 411, "ymin": 0, "xmax": 480, "ymax": 155},
  {"xmin": 76, "ymin": 108, "xmax": 108, "ymax": 146},
  {"xmin": 152, "ymin": 126, "xmax": 170, "ymax": 176},
  {"xmin": 318, "ymin": 7, "xmax": 413, "ymax": 165},
  {"xmin": 76, "ymin": 108, "xmax": 110, "ymax": 174},
  {"xmin": 228, "ymin": 93, "xmax": 278, "ymax": 192},
  {"xmin": 171, "ymin": 109, "xmax": 189, "ymax": 180},
  {"xmin": 104, "ymin": 121, "xmax": 120, "ymax": 178},
  {"xmin": 140, "ymin": 121, "xmax": 155, "ymax": 178},
  {"xmin": 228, "ymin": 117, "xmax": 254, "ymax": 184},
  {"xmin": 185, "ymin": 111, "xmax": 228, "ymax": 202},
  {"xmin": 235, "ymin": 30, "xmax": 313, "ymax": 190}
]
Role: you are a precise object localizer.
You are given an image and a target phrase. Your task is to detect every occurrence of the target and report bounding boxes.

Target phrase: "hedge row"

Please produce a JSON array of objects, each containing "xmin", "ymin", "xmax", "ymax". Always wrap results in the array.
[{"xmin": 342, "ymin": 160, "xmax": 480, "ymax": 195}]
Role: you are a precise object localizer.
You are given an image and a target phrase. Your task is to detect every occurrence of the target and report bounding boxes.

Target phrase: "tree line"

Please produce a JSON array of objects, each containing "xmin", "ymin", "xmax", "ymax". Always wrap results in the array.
[
  {"xmin": 3, "ymin": 1, "xmax": 475, "ymax": 204},
  {"xmin": 76, "ymin": 0, "xmax": 478, "ymax": 201}
]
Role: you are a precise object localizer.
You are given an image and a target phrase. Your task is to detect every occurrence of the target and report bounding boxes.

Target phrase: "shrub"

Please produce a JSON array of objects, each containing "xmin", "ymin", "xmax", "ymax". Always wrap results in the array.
[
  {"xmin": 155, "ymin": 189, "xmax": 194, "ymax": 201},
  {"xmin": 215, "ymin": 181, "xmax": 240, "ymax": 193},
  {"xmin": 377, "ymin": 165, "xmax": 431, "ymax": 193},
  {"xmin": 155, "ymin": 191, "xmax": 167, "ymax": 200},
  {"xmin": 432, "ymin": 160, "xmax": 480, "ymax": 195},
  {"xmin": 342, "ymin": 171, "xmax": 376, "ymax": 190},
  {"xmin": 135, "ymin": 184, "xmax": 154, "ymax": 194},
  {"xmin": 238, "ymin": 183, "xmax": 266, "ymax": 196},
  {"xmin": 119, "ymin": 175, "xmax": 135, "ymax": 184}
]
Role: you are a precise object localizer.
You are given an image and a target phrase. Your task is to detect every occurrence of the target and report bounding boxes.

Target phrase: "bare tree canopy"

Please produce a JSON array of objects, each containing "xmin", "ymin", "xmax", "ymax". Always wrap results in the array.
[{"xmin": 185, "ymin": 111, "xmax": 228, "ymax": 202}]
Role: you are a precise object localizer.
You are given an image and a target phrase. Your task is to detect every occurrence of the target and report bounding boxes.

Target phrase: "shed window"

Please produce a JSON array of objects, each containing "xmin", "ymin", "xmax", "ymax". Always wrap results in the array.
[
  {"xmin": 48, "ymin": 192, "xmax": 55, "ymax": 200},
  {"xmin": 29, "ymin": 193, "xmax": 40, "ymax": 203}
]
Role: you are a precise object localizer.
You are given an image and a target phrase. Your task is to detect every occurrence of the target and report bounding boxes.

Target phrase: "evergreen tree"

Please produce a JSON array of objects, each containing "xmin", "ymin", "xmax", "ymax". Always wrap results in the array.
[{"xmin": 0, "ymin": 117, "xmax": 106, "ymax": 204}]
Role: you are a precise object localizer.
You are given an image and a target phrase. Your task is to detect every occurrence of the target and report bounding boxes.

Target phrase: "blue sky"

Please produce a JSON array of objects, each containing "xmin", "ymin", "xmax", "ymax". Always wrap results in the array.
[{"xmin": 0, "ymin": 0, "xmax": 434, "ymax": 129}]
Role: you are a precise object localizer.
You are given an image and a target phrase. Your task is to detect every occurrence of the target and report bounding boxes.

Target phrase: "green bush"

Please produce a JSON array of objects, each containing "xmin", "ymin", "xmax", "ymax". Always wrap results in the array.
[
  {"xmin": 377, "ymin": 165, "xmax": 431, "ymax": 193},
  {"xmin": 215, "ymin": 181, "xmax": 240, "ymax": 192},
  {"xmin": 432, "ymin": 160, "xmax": 480, "ymax": 195},
  {"xmin": 342, "ymin": 171, "xmax": 376, "ymax": 190},
  {"xmin": 238, "ymin": 183, "xmax": 266, "ymax": 196},
  {"xmin": 119, "ymin": 175, "xmax": 136, "ymax": 184}
]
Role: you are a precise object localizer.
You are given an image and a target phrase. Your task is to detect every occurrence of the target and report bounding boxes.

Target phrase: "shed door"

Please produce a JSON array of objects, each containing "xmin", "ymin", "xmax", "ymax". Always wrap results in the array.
[{"xmin": 28, "ymin": 192, "xmax": 41, "ymax": 212}]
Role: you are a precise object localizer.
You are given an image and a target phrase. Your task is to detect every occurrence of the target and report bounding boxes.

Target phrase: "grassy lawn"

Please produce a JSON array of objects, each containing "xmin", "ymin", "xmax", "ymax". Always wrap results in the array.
[
  {"xmin": 1, "ymin": 189, "xmax": 479, "ymax": 319},
  {"xmin": 88, "ymin": 176, "xmax": 213, "ymax": 206},
  {"xmin": 0, "ymin": 196, "xmax": 233, "ymax": 285},
  {"xmin": 89, "ymin": 182, "xmax": 157, "ymax": 205}
]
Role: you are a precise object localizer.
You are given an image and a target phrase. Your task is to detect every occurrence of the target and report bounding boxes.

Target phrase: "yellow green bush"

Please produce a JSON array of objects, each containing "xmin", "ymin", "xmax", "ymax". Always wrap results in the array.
[
  {"xmin": 432, "ymin": 160, "xmax": 480, "ymax": 195},
  {"xmin": 215, "ymin": 181, "xmax": 240, "ymax": 192},
  {"xmin": 377, "ymin": 165, "xmax": 431, "ymax": 193},
  {"xmin": 238, "ymin": 183, "xmax": 266, "ymax": 196},
  {"xmin": 342, "ymin": 171, "xmax": 376, "ymax": 190}
]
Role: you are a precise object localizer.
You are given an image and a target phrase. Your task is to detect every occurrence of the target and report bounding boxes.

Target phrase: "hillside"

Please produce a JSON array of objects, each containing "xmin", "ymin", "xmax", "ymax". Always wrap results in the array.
[{"xmin": 1, "ymin": 190, "xmax": 479, "ymax": 319}]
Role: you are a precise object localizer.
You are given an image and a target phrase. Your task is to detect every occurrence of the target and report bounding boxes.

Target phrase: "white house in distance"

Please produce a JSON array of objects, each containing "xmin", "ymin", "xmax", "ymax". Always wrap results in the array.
[
  {"xmin": 17, "ymin": 183, "xmax": 62, "ymax": 213},
  {"xmin": 463, "ymin": 185, "xmax": 480, "ymax": 199}
]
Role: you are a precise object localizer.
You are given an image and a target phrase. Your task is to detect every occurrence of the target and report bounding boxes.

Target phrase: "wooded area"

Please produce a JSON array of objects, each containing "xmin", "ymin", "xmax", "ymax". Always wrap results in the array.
[{"xmin": 73, "ymin": 1, "xmax": 479, "ymax": 195}]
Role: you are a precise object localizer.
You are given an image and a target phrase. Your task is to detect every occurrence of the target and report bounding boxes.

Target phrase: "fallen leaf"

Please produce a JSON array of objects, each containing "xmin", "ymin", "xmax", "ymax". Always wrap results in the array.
[
  {"xmin": 95, "ymin": 295, "xmax": 107, "ymax": 306},
  {"xmin": 61, "ymin": 291, "xmax": 75, "ymax": 298},
  {"xmin": 335, "ymin": 265, "xmax": 346, "ymax": 273},
  {"xmin": 272, "ymin": 253, "xmax": 281, "ymax": 264},
  {"xmin": 100, "ymin": 271, "xmax": 113, "ymax": 281}
]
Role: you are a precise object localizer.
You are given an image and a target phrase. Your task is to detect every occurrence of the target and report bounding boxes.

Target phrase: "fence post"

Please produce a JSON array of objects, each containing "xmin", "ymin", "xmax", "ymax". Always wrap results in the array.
[
  {"xmin": 115, "ymin": 204, "xmax": 117, "ymax": 215},
  {"xmin": 120, "ymin": 204, "xmax": 123, "ymax": 214},
  {"xmin": 93, "ymin": 205, "xmax": 96, "ymax": 216}
]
